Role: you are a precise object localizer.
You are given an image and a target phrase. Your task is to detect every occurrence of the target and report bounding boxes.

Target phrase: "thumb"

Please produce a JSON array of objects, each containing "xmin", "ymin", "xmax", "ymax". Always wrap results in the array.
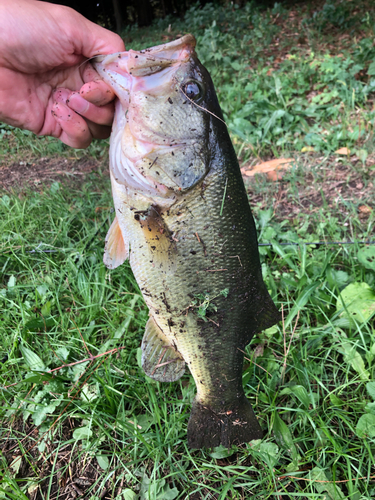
[
  {"xmin": 70, "ymin": 12, "xmax": 125, "ymax": 58},
  {"xmin": 63, "ymin": 7, "xmax": 125, "ymax": 58}
]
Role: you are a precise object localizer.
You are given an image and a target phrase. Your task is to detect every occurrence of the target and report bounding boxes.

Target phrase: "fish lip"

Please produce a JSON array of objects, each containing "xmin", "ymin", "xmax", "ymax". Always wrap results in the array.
[
  {"xmin": 92, "ymin": 34, "xmax": 196, "ymax": 77},
  {"xmin": 92, "ymin": 52, "xmax": 123, "ymax": 66},
  {"xmin": 137, "ymin": 33, "xmax": 196, "ymax": 58}
]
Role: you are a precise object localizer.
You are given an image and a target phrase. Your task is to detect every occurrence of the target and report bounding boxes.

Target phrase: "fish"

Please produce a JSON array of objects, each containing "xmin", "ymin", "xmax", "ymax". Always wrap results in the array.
[{"xmin": 93, "ymin": 34, "xmax": 280, "ymax": 449}]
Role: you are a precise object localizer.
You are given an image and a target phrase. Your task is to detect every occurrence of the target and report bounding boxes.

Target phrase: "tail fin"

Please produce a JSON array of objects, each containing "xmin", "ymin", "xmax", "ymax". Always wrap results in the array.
[{"xmin": 187, "ymin": 396, "xmax": 263, "ymax": 449}]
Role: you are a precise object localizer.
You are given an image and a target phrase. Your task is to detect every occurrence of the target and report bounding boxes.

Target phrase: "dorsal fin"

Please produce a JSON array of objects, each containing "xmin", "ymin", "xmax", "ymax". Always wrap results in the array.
[
  {"xmin": 103, "ymin": 216, "xmax": 129, "ymax": 269},
  {"xmin": 141, "ymin": 316, "xmax": 185, "ymax": 382}
]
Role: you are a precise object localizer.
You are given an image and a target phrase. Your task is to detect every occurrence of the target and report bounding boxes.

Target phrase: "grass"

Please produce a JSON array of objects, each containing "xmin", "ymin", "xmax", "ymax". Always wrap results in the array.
[
  {"xmin": 1, "ymin": 167, "xmax": 374, "ymax": 499},
  {"xmin": 0, "ymin": 123, "xmax": 110, "ymax": 165},
  {"xmin": 1, "ymin": 0, "xmax": 375, "ymax": 499}
]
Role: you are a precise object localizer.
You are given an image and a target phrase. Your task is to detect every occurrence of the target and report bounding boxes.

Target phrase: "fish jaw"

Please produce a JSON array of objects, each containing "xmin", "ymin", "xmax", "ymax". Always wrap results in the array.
[
  {"xmin": 93, "ymin": 34, "xmax": 195, "ymax": 74},
  {"xmin": 109, "ymin": 100, "xmax": 173, "ymax": 203}
]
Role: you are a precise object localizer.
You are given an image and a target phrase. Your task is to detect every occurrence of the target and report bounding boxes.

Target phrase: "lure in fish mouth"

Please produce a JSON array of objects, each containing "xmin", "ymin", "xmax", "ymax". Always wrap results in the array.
[{"xmin": 93, "ymin": 35, "xmax": 280, "ymax": 449}]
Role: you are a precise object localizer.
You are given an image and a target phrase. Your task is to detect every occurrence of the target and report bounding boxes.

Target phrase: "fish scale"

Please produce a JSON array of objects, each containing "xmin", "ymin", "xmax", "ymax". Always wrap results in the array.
[{"xmin": 94, "ymin": 34, "xmax": 280, "ymax": 449}]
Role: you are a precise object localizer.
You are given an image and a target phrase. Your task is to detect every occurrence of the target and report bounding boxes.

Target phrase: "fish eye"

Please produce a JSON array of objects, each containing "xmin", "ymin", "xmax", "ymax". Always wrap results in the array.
[{"xmin": 181, "ymin": 80, "xmax": 204, "ymax": 101}]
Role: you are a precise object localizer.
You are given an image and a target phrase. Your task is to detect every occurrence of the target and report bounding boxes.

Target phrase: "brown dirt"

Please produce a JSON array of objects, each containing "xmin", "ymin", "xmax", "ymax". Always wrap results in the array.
[
  {"xmin": 259, "ymin": 0, "xmax": 375, "ymax": 73},
  {"xmin": 0, "ymin": 156, "xmax": 108, "ymax": 193},
  {"xmin": 245, "ymin": 152, "xmax": 375, "ymax": 223}
]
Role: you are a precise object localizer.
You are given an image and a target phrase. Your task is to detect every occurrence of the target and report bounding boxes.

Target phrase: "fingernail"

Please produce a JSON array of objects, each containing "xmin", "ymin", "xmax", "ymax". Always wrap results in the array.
[
  {"xmin": 52, "ymin": 102, "xmax": 72, "ymax": 121},
  {"xmin": 52, "ymin": 88, "xmax": 70, "ymax": 103},
  {"xmin": 81, "ymin": 86, "xmax": 103, "ymax": 105},
  {"xmin": 67, "ymin": 92, "xmax": 90, "ymax": 114}
]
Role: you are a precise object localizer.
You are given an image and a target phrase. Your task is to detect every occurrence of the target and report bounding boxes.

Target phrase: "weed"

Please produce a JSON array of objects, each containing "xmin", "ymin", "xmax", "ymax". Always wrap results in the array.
[{"xmin": 190, "ymin": 288, "xmax": 229, "ymax": 322}]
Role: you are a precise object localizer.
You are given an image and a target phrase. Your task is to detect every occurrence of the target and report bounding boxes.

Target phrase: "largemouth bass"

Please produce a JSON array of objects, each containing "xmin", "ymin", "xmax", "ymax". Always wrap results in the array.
[{"xmin": 93, "ymin": 35, "xmax": 280, "ymax": 449}]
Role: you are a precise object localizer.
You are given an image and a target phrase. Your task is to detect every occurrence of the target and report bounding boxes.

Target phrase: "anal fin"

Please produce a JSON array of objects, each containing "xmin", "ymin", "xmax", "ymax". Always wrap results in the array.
[
  {"xmin": 141, "ymin": 316, "xmax": 185, "ymax": 382},
  {"xmin": 103, "ymin": 216, "xmax": 129, "ymax": 269}
]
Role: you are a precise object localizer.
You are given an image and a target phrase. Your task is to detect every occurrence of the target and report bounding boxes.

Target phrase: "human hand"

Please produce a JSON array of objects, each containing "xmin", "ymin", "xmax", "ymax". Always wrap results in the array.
[{"xmin": 0, "ymin": 0, "xmax": 125, "ymax": 148}]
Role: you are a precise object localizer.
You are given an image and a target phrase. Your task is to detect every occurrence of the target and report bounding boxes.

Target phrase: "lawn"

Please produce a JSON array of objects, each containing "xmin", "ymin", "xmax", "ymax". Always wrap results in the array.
[{"xmin": 1, "ymin": 1, "xmax": 375, "ymax": 499}]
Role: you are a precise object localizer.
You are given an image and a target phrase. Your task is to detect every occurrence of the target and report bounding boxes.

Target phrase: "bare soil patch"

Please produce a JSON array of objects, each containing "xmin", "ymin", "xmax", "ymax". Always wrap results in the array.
[
  {"xmin": 245, "ymin": 153, "xmax": 375, "ymax": 223},
  {"xmin": 0, "ymin": 157, "xmax": 108, "ymax": 193}
]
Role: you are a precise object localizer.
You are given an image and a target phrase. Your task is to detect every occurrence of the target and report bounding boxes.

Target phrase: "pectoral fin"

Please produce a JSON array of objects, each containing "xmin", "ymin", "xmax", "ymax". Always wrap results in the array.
[
  {"xmin": 103, "ymin": 216, "xmax": 129, "ymax": 269},
  {"xmin": 141, "ymin": 316, "xmax": 185, "ymax": 382}
]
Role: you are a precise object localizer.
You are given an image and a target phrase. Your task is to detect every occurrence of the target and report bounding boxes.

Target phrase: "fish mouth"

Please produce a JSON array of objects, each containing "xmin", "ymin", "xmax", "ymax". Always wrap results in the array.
[{"xmin": 92, "ymin": 34, "xmax": 197, "ymax": 121}]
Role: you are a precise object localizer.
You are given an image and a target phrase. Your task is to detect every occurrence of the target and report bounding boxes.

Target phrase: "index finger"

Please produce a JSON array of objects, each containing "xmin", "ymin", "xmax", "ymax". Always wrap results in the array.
[{"xmin": 80, "ymin": 63, "xmax": 115, "ymax": 106}]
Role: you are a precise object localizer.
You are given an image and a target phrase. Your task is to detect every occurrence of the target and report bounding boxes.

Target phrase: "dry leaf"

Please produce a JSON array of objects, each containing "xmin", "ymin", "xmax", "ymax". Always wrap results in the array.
[
  {"xmin": 358, "ymin": 205, "xmax": 372, "ymax": 215},
  {"xmin": 335, "ymin": 147, "xmax": 351, "ymax": 155},
  {"xmin": 10, "ymin": 456, "xmax": 22, "ymax": 475},
  {"xmin": 267, "ymin": 169, "xmax": 285, "ymax": 181},
  {"xmin": 28, "ymin": 483, "xmax": 39, "ymax": 495},
  {"xmin": 242, "ymin": 158, "xmax": 294, "ymax": 181},
  {"xmin": 253, "ymin": 343, "xmax": 265, "ymax": 360}
]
